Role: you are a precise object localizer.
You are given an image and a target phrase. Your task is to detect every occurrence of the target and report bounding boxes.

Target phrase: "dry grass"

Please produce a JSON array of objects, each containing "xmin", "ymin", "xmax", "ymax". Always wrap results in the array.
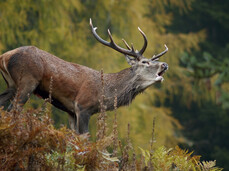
[{"xmin": 0, "ymin": 104, "xmax": 223, "ymax": 170}]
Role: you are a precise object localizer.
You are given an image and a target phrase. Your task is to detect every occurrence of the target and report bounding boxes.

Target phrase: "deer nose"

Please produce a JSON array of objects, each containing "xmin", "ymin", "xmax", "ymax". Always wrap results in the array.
[{"xmin": 161, "ymin": 63, "xmax": 168, "ymax": 70}]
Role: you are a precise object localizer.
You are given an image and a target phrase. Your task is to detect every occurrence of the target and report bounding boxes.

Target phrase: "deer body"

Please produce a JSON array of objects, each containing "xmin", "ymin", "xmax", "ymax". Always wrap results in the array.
[{"xmin": 0, "ymin": 19, "xmax": 168, "ymax": 134}]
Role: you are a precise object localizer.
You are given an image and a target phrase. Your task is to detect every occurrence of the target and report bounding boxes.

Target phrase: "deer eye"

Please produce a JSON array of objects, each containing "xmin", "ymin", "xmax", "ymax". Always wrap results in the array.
[{"xmin": 142, "ymin": 61, "xmax": 148, "ymax": 64}]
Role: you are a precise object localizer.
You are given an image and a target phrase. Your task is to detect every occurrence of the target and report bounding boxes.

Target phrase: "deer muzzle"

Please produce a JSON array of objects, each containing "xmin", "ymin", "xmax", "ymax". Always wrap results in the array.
[{"xmin": 158, "ymin": 63, "xmax": 168, "ymax": 76}]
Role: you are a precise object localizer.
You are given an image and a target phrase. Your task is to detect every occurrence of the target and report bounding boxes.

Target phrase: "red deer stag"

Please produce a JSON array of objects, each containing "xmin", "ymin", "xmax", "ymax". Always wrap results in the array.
[{"xmin": 0, "ymin": 19, "xmax": 168, "ymax": 134}]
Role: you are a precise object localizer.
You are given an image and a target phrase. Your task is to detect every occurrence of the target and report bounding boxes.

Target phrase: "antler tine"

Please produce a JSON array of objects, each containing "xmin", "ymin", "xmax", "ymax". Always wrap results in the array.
[
  {"xmin": 138, "ymin": 27, "xmax": 148, "ymax": 55},
  {"xmin": 122, "ymin": 39, "xmax": 131, "ymax": 50},
  {"xmin": 151, "ymin": 44, "xmax": 168, "ymax": 61},
  {"xmin": 131, "ymin": 43, "xmax": 135, "ymax": 52},
  {"xmin": 90, "ymin": 18, "xmax": 140, "ymax": 58},
  {"xmin": 108, "ymin": 29, "xmax": 115, "ymax": 43},
  {"xmin": 122, "ymin": 39, "xmax": 137, "ymax": 57},
  {"xmin": 90, "ymin": 18, "xmax": 111, "ymax": 47}
]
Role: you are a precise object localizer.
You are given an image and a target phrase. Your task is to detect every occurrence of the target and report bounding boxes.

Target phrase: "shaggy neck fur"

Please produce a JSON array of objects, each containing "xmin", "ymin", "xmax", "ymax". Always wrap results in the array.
[{"xmin": 104, "ymin": 67, "xmax": 145, "ymax": 110}]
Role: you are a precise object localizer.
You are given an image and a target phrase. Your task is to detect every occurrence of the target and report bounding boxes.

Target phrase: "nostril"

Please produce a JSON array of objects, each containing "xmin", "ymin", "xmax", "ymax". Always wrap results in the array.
[{"xmin": 161, "ymin": 63, "xmax": 168, "ymax": 69}]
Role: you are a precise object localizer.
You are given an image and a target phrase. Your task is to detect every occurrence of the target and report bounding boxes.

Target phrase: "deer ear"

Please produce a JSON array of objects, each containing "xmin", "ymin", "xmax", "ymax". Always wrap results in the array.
[{"xmin": 125, "ymin": 55, "xmax": 137, "ymax": 66}]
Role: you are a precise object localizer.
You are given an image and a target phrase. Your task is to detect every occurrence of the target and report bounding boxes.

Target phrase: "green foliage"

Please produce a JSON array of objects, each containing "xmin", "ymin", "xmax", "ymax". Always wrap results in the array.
[
  {"xmin": 162, "ymin": 1, "xmax": 229, "ymax": 169},
  {"xmin": 45, "ymin": 149, "xmax": 78, "ymax": 170},
  {"xmin": 180, "ymin": 51, "xmax": 229, "ymax": 109},
  {"xmin": 139, "ymin": 146, "xmax": 222, "ymax": 171},
  {"xmin": 180, "ymin": 52, "xmax": 229, "ymax": 84}
]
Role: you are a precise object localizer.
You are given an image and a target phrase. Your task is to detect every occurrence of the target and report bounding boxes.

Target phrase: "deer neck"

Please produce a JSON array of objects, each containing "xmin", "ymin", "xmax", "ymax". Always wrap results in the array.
[{"xmin": 104, "ymin": 67, "xmax": 144, "ymax": 109}]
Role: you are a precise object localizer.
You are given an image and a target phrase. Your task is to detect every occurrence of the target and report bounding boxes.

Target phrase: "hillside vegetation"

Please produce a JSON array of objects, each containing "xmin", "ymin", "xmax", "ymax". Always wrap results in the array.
[
  {"xmin": 0, "ymin": 0, "xmax": 228, "ymax": 169},
  {"xmin": 0, "ymin": 102, "xmax": 222, "ymax": 170}
]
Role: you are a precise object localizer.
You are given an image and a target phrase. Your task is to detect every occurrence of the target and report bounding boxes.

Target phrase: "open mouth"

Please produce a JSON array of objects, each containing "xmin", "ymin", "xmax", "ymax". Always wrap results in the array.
[
  {"xmin": 158, "ymin": 69, "xmax": 166, "ymax": 76},
  {"xmin": 155, "ymin": 68, "xmax": 168, "ymax": 82}
]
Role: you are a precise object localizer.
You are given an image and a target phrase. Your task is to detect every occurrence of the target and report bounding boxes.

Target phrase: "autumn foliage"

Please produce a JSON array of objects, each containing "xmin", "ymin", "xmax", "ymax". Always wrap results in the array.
[{"xmin": 0, "ymin": 104, "xmax": 222, "ymax": 170}]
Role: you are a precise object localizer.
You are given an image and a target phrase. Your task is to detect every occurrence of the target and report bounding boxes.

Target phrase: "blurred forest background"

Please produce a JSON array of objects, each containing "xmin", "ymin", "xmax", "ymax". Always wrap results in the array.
[{"xmin": 0, "ymin": 0, "xmax": 228, "ymax": 169}]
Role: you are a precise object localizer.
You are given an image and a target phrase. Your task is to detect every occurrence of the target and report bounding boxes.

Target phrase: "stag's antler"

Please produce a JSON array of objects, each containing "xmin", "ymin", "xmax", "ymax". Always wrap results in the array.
[
  {"xmin": 90, "ymin": 18, "xmax": 148, "ymax": 60},
  {"xmin": 151, "ymin": 44, "xmax": 168, "ymax": 61},
  {"xmin": 138, "ymin": 27, "xmax": 148, "ymax": 55}
]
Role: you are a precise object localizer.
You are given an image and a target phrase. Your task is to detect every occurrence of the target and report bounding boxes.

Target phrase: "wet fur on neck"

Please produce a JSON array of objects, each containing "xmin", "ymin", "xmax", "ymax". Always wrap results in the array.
[{"xmin": 104, "ymin": 68, "xmax": 145, "ymax": 110}]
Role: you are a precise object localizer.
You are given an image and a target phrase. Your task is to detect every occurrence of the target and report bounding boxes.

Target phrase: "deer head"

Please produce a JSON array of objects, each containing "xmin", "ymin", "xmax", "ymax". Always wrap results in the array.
[{"xmin": 90, "ymin": 19, "xmax": 168, "ymax": 90}]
